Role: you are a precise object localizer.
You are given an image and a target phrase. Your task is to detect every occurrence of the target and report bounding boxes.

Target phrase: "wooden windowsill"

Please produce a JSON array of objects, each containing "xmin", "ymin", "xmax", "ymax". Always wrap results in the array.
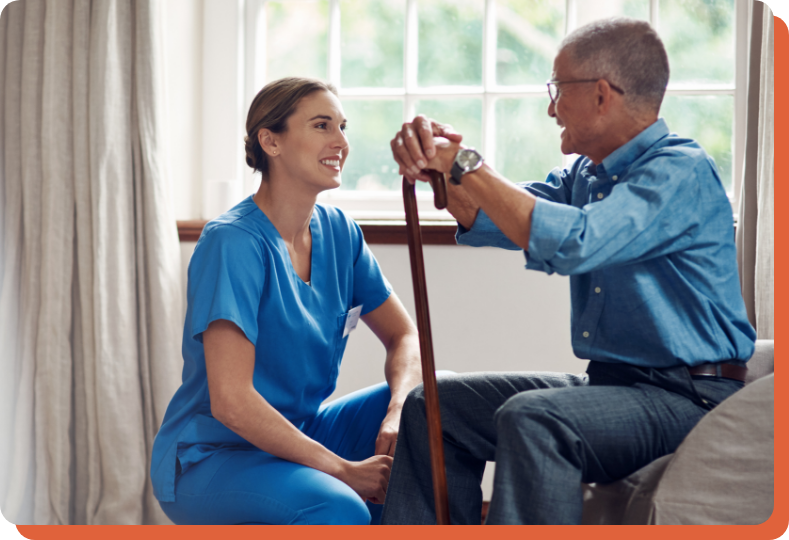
[{"xmin": 177, "ymin": 219, "xmax": 460, "ymax": 245}]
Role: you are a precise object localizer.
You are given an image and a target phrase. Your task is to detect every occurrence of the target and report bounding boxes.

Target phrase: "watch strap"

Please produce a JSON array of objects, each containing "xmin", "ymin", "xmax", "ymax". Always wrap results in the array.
[{"xmin": 450, "ymin": 161, "xmax": 464, "ymax": 185}]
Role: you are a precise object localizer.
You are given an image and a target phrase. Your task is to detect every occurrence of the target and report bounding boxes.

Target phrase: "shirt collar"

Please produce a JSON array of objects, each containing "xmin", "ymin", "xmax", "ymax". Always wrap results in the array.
[{"xmin": 599, "ymin": 118, "xmax": 670, "ymax": 178}]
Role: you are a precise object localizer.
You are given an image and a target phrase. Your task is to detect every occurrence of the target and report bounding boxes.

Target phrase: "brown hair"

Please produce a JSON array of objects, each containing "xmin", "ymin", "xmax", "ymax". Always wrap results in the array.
[{"xmin": 244, "ymin": 77, "xmax": 339, "ymax": 178}]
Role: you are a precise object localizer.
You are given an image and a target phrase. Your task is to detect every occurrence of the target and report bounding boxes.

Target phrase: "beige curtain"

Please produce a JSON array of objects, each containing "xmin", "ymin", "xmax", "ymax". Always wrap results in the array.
[
  {"xmin": 0, "ymin": 0, "xmax": 182, "ymax": 525},
  {"xmin": 736, "ymin": 1, "xmax": 774, "ymax": 340}
]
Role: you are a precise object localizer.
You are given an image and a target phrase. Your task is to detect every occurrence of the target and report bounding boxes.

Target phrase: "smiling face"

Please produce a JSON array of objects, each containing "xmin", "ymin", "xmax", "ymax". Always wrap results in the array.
[
  {"xmin": 547, "ymin": 50, "xmax": 601, "ymax": 158},
  {"xmin": 265, "ymin": 90, "xmax": 349, "ymax": 192}
]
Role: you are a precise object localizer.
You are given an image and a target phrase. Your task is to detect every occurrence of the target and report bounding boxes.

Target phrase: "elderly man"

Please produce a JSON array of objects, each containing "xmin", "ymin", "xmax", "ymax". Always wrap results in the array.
[{"xmin": 380, "ymin": 17, "xmax": 755, "ymax": 525}]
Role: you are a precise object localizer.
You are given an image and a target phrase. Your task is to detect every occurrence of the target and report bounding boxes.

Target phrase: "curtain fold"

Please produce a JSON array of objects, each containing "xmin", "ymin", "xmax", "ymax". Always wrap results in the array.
[
  {"xmin": 753, "ymin": 7, "xmax": 773, "ymax": 339},
  {"xmin": 1, "ymin": 0, "xmax": 182, "ymax": 525},
  {"xmin": 736, "ymin": 1, "xmax": 774, "ymax": 340},
  {"xmin": 36, "ymin": 0, "xmax": 75, "ymax": 526},
  {"xmin": 132, "ymin": 0, "xmax": 183, "ymax": 525},
  {"xmin": 0, "ymin": 0, "xmax": 26, "ymax": 524},
  {"xmin": 71, "ymin": 0, "xmax": 97, "ymax": 526}
]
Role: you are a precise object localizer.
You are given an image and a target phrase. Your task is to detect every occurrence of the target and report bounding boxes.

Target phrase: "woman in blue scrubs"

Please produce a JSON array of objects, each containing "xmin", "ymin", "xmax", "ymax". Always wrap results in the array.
[{"xmin": 150, "ymin": 77, "xmax": 423, "ymax": 525}]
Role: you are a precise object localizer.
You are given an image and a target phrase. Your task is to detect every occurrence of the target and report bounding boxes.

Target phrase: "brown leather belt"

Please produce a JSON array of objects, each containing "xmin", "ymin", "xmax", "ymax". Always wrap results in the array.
[{"xmin": 688, "ymin": 362, "xmax": 747, "ymax": 382}]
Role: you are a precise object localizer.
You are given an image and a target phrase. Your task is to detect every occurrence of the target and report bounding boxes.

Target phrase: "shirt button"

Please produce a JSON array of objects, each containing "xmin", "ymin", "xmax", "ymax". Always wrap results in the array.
[
  {"xmin": 595, "ymin": 287, "xmax": 601, "ymax": 293},
  {"xmin": 583, "ymin": 331, "xmax": 590, "ymax": 338},
  {"xmin": 597, "ymin": 193, "xmax": 604, "ymax": 199},
  {"xmin": 612, "ymin": 175, "xmax": 618, "ymax": 181}
]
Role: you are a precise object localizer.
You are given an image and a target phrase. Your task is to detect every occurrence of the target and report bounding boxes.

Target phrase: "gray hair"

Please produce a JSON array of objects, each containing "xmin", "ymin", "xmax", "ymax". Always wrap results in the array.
[{"xmin": 559, "ymin": 17, "xmax": 669, "ymax": 113}]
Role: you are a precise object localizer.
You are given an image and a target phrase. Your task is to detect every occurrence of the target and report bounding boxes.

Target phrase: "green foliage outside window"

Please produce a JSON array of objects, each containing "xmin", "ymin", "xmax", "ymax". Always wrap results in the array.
[{"xmin": 261, "ymin": 0, "xmax": 737, "ymax": 194}]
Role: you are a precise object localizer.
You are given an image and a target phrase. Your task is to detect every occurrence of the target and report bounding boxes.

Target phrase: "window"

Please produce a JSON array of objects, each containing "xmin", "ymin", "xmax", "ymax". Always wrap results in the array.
[{"xmin": 245, "ymin": 0, "xmax": 747, "ymax": 219}]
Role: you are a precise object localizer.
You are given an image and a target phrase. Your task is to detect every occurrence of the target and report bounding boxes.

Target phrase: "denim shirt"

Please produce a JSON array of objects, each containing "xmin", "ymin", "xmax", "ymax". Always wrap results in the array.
[{"xmin": 457, "ymin": 119, "xmax": 755, "ymax": 368}]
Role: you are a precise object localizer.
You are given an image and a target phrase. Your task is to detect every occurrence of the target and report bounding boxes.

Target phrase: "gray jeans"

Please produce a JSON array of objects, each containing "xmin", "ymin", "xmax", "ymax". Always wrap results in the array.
[{"xmin": 380, "ymin": 363, "xmax": 742, "ymax": 525}]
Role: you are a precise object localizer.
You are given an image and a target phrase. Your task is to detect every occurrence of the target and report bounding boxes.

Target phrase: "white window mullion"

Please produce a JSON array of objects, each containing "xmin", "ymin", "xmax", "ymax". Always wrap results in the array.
[
  {"xmin": 244, "ymin": 0, "xmax": 266, "ymax": 196},
  {"xmin": 481, "ymin": 0, "xmax": 496, "ymax": 161},
  {"xmin": 650, "ymin": 0, "xmax": 660, "ymax": 30},
  {"xmin": 483, "ymin": 0, "xmax": 497, "ymax": 91},
  {"xmin": 251, "ymin": 0, "xmax": 267, "ymax": 93},
  {"xmin": 404, "ymin": 0, "xmax": 419, "ymax": 123},
  {"xmin": 404, "ymin": 0, "xmax": 419, "ymax": 97},
  {"xmin": 484, "ymin": 96, "xmax": 497, "ymax": 169},
  {"xmin": 327, "ymin": 0, "xmax": 341, "ymax": 88},
  {"xmin": 565, "ymin": 0, "xmax": 577, "ymax": 34},
  {"xmin": 732, "ymin": 0, "xmax": 750, "ymax": 210}
]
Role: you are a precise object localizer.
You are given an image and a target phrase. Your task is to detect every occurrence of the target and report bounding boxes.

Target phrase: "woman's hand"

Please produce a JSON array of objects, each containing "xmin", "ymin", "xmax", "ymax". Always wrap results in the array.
[
  {"xmin": 374, "ymin": 409, "xmax": 401, "ymax": 457},
  {"xmin": 337, "ymin": 455, "xmax": 394, "ymax": 504}
]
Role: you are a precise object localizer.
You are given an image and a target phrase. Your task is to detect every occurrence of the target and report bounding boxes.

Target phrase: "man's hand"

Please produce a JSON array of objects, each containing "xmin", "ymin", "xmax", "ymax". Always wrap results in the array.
[
  {"xmin": 425, "ymin": 137, "xmax": 462, "ymax": 175},
  {"xmin": 391, "ymin": 115, "xmax": 463, "ymax": 183}
]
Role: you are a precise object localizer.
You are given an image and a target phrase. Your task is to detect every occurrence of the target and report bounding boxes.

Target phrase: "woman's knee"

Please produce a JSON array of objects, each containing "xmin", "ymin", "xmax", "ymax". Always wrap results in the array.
[{"xmin": 294, "ymin": 490, "xmax": 371, "ymax": 525}]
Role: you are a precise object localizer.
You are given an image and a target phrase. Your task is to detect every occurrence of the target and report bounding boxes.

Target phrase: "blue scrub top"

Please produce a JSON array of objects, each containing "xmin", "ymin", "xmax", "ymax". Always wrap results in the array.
[{"xmin": 151, "ymin": 196, "xmax": 392, "ymax": 502}]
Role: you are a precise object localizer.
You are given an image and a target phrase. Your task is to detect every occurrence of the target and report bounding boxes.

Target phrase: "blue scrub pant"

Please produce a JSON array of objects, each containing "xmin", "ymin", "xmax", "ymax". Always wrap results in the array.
[{"xmin": 159, "ymin": 381, "xmax": 391, "ymax": 525}]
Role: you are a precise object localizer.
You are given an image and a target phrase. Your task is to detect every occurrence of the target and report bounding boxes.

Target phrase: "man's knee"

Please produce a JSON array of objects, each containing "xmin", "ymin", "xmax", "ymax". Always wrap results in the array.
[
  {"xmin": 494, "ymin": 390, "xmax": 566, "ymax": 435},
  {"xmin": 402, "ymin": 370, "xmax": 457, "ymax": 419}
]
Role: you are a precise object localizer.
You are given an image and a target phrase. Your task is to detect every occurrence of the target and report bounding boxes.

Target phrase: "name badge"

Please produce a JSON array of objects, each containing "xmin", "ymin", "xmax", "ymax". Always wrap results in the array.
[{"xmin": 343, "ymin": 305, "xmax": 363, "ymax": 338}]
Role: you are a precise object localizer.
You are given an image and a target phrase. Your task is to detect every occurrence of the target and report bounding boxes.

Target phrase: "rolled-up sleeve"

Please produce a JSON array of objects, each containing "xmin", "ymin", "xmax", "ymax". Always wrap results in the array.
[
  {"xmin": 526, "ymin": 154, "xmax": 706, "ymax": 276},
  {"xmin": 456, "ymin": 209, "xmax": 522, "ymax": 250},
  {"xmin": 457, "ymin": 166, "xmax": 574, "ymax": 250}
]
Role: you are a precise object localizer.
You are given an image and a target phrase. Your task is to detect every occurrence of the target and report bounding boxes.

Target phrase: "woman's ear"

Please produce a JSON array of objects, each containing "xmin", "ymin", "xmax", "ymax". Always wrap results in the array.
[{"xmin": 258, "ymin": 129, "xmax": 279, "ymax": 157}]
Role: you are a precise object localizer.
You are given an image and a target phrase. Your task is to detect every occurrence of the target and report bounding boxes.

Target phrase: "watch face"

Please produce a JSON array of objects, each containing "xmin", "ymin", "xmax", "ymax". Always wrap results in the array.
[{"xmin": 458, "ymin": 149, "xmax": 481, "ymax": 169}]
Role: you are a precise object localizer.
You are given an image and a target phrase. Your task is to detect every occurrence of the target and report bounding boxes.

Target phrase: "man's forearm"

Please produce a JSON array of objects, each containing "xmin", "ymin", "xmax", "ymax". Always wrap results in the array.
[
  {"xmin": 446, "ymin": 181, "xmax": 481, "ymax": 230},
  {"xmin": 459, "ymin": 164, "xmax": 537, "ymax": 250}
]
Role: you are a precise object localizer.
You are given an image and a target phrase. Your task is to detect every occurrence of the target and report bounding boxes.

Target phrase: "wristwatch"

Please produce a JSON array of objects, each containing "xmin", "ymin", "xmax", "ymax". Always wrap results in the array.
[{"xmin": 450, "ymin": 148, "xmax": 484, "ymax": 185}]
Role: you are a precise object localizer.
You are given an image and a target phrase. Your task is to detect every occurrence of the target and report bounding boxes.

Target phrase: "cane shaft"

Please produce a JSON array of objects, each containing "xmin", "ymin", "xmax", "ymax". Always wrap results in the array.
[{"xmin": 402, "ymin": 174, "xmax": 450, "ymax": 525}]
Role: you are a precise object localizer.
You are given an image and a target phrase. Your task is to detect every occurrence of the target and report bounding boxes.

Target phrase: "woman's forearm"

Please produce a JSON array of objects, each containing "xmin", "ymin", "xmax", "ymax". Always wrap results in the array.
[
  {"xmin": 383, "ymin": 333, "xmax": 422, "ymax": 408},
  {"xmin": 205, "ymin": 319, "xmax": 348, "ymax": 479},
  {"xmin": 215, "ymin": 387, "xmax": 347, "ymax": 478}
]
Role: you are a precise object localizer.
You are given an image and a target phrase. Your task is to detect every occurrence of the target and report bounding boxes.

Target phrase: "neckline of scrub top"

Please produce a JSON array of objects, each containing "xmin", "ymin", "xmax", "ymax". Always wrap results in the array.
[{"xmin": 252, "ymin": 200, "xmax": 321, "ymax": 290}]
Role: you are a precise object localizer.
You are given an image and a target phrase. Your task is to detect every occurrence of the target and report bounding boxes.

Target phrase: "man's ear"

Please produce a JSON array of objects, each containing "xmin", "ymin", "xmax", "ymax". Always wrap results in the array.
[
  {"xmin": 258, "ymin": 129, "xmax": 279, "ymax": 157},
  {"xmin": 596, "ymin": 80, "xmax": 614, "ymax": 115}
]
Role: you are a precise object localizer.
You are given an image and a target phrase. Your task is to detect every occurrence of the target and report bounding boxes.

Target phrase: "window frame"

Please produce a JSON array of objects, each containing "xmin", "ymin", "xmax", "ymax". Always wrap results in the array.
[{"xmin": 243, "ymin": 0, "xmax": 750, "ymax": 220}]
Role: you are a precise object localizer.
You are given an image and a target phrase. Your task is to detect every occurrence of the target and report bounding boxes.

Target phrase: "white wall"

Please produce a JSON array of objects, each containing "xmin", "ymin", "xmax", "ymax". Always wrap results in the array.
[{"xmin": 162, "ymin": 0, "xmax": 203, "ymax": 221}]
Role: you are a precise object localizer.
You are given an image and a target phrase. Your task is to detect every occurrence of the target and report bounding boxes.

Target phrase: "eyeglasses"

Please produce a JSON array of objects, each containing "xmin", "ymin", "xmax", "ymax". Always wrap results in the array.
[{"xmin": 546, "ymin": 79, "xmax": 625, "ymax": 104}]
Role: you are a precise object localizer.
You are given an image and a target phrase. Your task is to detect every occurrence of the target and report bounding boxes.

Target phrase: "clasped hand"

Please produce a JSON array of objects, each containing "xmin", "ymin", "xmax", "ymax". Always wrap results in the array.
[{"xmin": 391, "ymin": 115, "xmax": 464, "ymax": 184}]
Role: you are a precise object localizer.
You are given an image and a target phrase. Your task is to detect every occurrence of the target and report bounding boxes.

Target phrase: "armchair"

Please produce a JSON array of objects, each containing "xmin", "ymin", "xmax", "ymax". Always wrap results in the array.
[{"xmin": 581, "ymin": 339, "xmax": 775, "ymax": 525}]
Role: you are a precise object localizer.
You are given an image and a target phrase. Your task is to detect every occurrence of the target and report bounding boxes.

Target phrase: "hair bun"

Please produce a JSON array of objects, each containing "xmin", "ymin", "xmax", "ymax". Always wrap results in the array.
[{"xmin": 244, "ymin": 135, "xmax": 258, "ymax": 170}]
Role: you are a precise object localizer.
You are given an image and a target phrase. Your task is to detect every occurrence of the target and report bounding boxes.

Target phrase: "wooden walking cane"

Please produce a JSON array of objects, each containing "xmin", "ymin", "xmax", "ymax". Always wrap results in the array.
[{"xmin": 402, "ymin": 171, "xmax": 450, "ymax": 525}]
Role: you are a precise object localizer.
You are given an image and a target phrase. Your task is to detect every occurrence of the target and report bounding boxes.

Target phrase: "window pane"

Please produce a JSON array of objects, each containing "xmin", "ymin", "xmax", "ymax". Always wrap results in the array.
[
  {"xmin": 496, "ymin": 0, "xmax": 565, "ymax": 86},
  {"xmin": 414, "ymin": 99, "xmax": 482, "ymax": 150},
  {"xmin": 265, "ymin": 1, "xmax": 328, "ymax": 82},
  {"xmin": 495, "ymin": 98, "xmax": 563, "ymax": 182},
  {"xmin": 661, "ymin": 95, "xmax": 733, "ymax": 191},
  {"xmin": 622, "ymin": 0, "xmax": 650, "ymax": 20},
  {"xmin": 659, "ymin": 0, "xmax": 735, "ymax": 85},
  {"xmin": 576, "ymin": 0, "xmax": 649, "ymax": 27},
  {"xmin": 418, "ymin": 0, "xmax": 483, "ymax": 87},
  {"xmin": 339, "ymin": 100, "xmax": 403, "ymax": 191},
  {"xmin": 341, "ymin": 0, "xmax": 405, "ymax": 88}
]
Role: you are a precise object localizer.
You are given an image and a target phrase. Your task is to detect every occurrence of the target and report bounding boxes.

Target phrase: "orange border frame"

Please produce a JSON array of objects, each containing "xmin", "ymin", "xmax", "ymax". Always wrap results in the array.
[{"xmin": 5, "ymin": 10, "xmax": 787, "ymax": 540}]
